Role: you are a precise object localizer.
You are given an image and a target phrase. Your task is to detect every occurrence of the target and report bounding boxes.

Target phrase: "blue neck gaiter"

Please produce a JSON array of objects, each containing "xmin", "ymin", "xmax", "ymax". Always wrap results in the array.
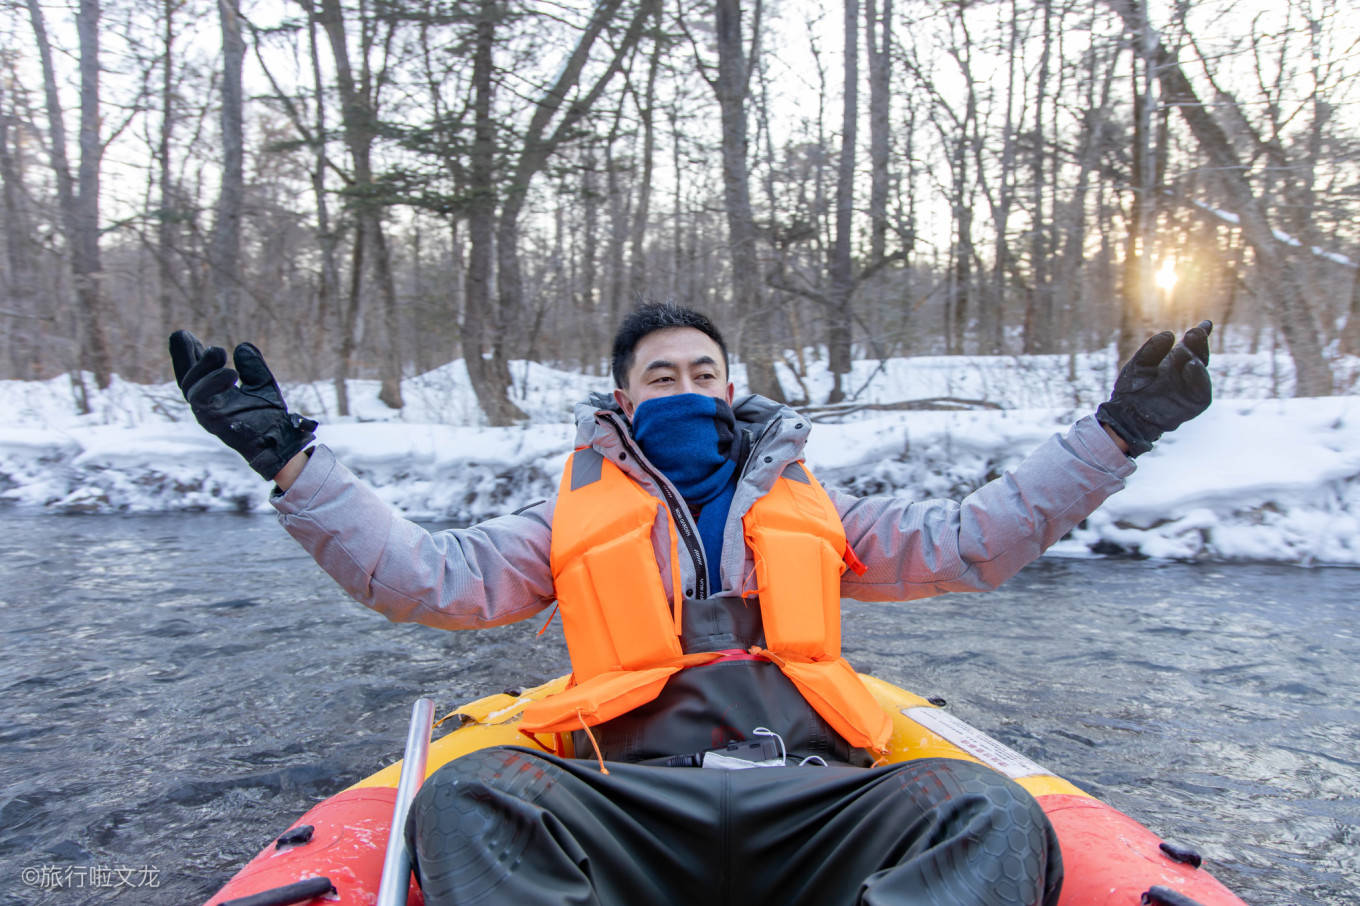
[{"xmin": 630, "ymin": 394, "xmax": 740, "ymax": 594}]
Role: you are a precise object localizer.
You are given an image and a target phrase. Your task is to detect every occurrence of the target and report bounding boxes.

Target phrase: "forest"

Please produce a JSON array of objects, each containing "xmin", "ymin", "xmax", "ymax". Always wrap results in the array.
[{"xmin": 1, "ymin": 0, "xmax": 1357, "ymax": 424}]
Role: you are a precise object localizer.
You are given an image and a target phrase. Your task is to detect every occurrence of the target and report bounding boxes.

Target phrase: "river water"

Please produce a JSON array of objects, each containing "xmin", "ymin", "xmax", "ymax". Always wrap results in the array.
[{"xmin": 0, "ymin": 511, "xmax": 1355, "ymax": 905}]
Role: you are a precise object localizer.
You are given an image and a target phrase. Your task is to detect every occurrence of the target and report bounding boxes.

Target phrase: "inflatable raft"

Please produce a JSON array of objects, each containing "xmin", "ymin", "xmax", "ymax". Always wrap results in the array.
[{"xmin": 206, "ymin": 674, "xmax": 1246, "ymax": 906}]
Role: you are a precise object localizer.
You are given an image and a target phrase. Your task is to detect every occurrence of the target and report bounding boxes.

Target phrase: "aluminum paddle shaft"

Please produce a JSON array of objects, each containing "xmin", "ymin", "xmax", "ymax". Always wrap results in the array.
[{"xmin": 377, "ymin": 697, "xmax": 435, "ymax": 906}]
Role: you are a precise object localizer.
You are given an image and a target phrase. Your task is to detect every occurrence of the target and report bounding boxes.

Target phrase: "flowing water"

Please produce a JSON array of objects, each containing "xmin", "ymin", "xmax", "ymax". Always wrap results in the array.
[{"xmin": 0, "ymin": 511, "xmax": 1356, "ymax": 905}]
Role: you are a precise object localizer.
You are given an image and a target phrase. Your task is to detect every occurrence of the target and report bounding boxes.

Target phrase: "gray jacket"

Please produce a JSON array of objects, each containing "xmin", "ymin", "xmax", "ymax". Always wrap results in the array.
[{"xmin": 271, "ymin": 395, "xmax": 1134, "ymax": 630}]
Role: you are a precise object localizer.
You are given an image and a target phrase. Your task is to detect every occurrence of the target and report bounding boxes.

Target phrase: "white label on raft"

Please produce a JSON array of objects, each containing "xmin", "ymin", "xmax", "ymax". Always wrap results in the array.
[{"xmin": 903, "ymin": 707, "xmax": 1050, "ymax": 780}]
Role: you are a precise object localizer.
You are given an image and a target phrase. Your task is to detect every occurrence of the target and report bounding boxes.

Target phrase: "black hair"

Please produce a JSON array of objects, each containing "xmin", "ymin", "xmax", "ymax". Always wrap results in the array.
[{"xmin": 611, "ymin": 302, "xmax": 729, "ymax": 389}]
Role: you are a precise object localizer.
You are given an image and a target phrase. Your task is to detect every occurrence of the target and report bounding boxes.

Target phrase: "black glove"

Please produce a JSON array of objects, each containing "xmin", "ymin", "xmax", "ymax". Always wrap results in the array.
[
  {"xmin": 169, "ymin": 330, "xmax": 317, "ymax": 481},
  {"xmin": 1096, "ymin": 320, "xmax": 1213, "ymax": 457}
]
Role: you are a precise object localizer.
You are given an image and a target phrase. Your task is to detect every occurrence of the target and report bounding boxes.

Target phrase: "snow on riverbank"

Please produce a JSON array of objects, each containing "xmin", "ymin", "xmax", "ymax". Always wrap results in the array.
[{"xmin": 3, "ymin": 350, "xmax": 1359, "ymax": 565}]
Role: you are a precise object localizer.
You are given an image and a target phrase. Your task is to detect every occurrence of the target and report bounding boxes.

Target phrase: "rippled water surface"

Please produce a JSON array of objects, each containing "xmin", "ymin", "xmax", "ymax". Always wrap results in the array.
[{"xmin": 1, "ymin": 512, "xmax": 1356, "ymax": 905}]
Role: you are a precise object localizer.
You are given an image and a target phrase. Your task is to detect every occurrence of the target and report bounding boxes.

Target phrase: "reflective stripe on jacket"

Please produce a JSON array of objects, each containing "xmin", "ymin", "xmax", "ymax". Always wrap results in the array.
[{"xmin": 518, "ymin": 448, "xmax": 892, "ymax": 754}]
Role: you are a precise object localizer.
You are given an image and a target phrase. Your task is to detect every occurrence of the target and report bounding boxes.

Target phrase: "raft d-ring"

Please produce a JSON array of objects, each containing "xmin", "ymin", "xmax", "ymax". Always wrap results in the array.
[
  {"xmin": 273, "ymin": 825, "xmax": 313, "ymax": 849},
  {"xmin": 1158, "ymin": 841, "xmax": 1203, "ymax": 868},
  {"xmin": 1142, "ymin": 885, "xmax": 1208, "ymax": 906},
  {"xmin": 219, "ymin": 875, "xmax": 335, "ymax": 906}
]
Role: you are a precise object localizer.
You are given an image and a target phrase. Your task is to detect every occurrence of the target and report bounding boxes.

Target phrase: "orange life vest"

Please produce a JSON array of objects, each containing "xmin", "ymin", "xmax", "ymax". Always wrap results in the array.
[{"xmin": 518, "ymin": 448, "xmax": 892, "ymax": 754}]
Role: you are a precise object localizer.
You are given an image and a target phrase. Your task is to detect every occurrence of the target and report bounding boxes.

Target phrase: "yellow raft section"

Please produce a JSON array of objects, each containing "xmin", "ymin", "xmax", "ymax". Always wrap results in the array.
[{"xmin": 346, "ymin": 674, "xmax": 1091, "ymax": 803}]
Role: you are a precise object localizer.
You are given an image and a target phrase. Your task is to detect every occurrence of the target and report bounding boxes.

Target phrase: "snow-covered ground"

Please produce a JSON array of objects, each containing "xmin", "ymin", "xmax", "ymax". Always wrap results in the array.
[{"xmin": 3, "ymin": 349, "xmax": 1359, "ymax": 565}]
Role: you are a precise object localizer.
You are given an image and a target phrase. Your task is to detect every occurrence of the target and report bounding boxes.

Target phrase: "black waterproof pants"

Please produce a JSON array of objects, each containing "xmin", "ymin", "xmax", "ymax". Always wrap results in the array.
[{"xmin": 406, "ymin": 747, "xmax": 1062, "ymax": 906}]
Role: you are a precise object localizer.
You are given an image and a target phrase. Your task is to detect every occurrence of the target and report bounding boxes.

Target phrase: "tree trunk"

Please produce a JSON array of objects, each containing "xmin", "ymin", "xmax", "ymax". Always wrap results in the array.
[
  {"xmin": 210, "ymin": 0, "xmax": 245, "ymax": 343},
  {"xmin": 826, "ymin": 0, "xmax": 858, "ymax": 403},
  {"xmin": 157, "ymin": 0, "xmax": 177, "ymax": 341},
  {"xmin": 713, "ymin": 0, "xmax": 783, "ymax": 401},
  {"xmin": 985, "ymin": 0, "xmax": 1021, "ymax": 356},
  {"xmin": 864, "ymin": 0, "xmax": 891, "ymax": 265},
  {"xmin": 1051, "ymin": 13, "xmax": 1117, "ymax": 358},
  {"xmin": 371, "ymin": 222, "xmax": 405, "ymax": 410},
  {"xmin": 73, "ymin": 0, "xmax": 109, "ymax": 388},
  {"xmin": 605, "ymin": 109, "xmax": 630, "ymax": 328},
  {"xmin": 669, "ymin": 104, "xmax": 685, "ymax": 302},
  {"xmin": 1340, "ymin": 265, "xmax": 1360, "ymax": 357},
  {"xmin": 0, "ymin": 86, "xmax": 44, "ymax": 377},
  {"xmin": 307, "ymin": 0, "xmax": 342, "ymax": 397},
  {"xmin": 1023, "ymin": 0, "xmax": 1053, "ymax": 355},
  {"xmin": 336, "ymin": 217, "xmax": 365, "ymax": 416},
  {"xmin": 463, "ymin": 0, "xmax": 524, "ymax": 426},
  {"xmin": 582, "ymin": 145, "xmax": 602, "ymax": 369},
  {"xmin": 950, "ymin": 125, "xmax": 973, "ymax": 356},
  {"xmin": 27, "ymin": 0, "xmax": 111, "ymax": 400},
  {"xmin": 628, "ymin": 22, "xmax": 663, "ymax": 303},
  {"xmin": 1118, "ymin": 11, "xmax": 1157, "ymax": 363},
  {"xmin": 317, "ymin": 0, "xmax": 404, "ymax": 410}
]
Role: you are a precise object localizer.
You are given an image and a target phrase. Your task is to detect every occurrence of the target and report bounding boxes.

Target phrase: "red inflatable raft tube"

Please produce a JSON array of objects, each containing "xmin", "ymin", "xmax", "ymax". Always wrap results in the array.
[{"xmin": 205, "ymin": 675, "xmax": 1248, "ymax": 906}]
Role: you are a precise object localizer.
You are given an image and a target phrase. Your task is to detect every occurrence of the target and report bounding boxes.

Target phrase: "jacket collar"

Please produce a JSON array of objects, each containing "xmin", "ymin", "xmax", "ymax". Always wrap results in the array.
[
  {"xmin": 568, "ymin": 393, "xmax": 816, "ymax": 602},
  {"xmin": 575, "ymin": 394, "xmax": 806, "ymax": 453}
]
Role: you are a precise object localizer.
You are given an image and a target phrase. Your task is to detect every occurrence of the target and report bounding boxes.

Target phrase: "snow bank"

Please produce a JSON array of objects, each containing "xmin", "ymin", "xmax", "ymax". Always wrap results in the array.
[{"xmin": 3, "ymin": 351, "xmax": 1359, "ymax": 565}]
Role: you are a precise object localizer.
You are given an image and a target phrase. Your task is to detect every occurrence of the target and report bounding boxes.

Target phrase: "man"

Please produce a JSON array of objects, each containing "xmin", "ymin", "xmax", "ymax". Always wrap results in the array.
[{"xmin": 170, "ymin": 304, "xmax": 1211, "ymax": 906}]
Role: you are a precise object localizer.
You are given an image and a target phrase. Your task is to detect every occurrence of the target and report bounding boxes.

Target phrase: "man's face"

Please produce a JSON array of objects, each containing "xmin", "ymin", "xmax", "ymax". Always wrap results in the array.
[{"xmin": 613, "ymin": 327, "xmax": 734, "ymax": 419}]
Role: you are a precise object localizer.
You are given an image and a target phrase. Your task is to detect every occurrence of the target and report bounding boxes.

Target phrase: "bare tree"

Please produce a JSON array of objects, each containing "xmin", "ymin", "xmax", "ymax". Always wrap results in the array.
[
  {"xmin": 1049, "ymin": 13, "xmax": 1120, "ymax": 360},
  {"xmin": 825, "ymin": 0, "xmax": 858, "ymax": 401},
  {"xmin": 604, "ymin": 102, "xmax": 632, "ymax": 330},
  {"xmin": 209, "ymin": 0, "xmax": 245, "ymax": 342},
  {"xmin": 628, "ymin": 16, "xmax": 665, "ymax": 303},
  {"xmin": 978, "ymin": 0, "xmax": 1021, "ymax": 355},
  {"xmin": 306, "ymin": 2, "xmax": 344, "ymax": 385},
  {"xmin": 581, "ymin": 143, "xmax": 603, "ymax": 367},
  {"xmin": 864, "ymin": 0, "xmax": 891, "ymax": 264},
  {"xmin": 1115, "ymin": 0, "xmax": 1163, "ymax": 361},
  {"xmin": 156, "ymin": 0, "xmax": 178, "ymax": 340},
  {"xmin": 460, "ymin": 0, "xmax": 516, "ymax": 422},
  {"xmin": 317, "ymin": 0, "xmax": 404, "ymax": 411},
  {"xmin": 706, "ymin": 0, "xmax": 784, "ymax": 401},
  {"xmin": 1022, "ymin": 0, "xmax": 1054, "ymax": 354},
  {"xmin": 902, "ymin": 6, "xmax": 978, "ymax": 356},
  {"xmin": 26, "ymin": 0, "xmax": 112, "ymax": 405},
  {"xmin": 1106, "ymin": 0, "xmax": 1333, "ymax": 396},
  {"xmin": 5, "ymin": 0, "xmax": 1357, "ymax": 401},
  {"xmin": 0, "ymin": 76, "xmax": 46, "ymax": 377},
  {"xmin": 494, "ymin": 0, "xmax": 656, "ymax": 354}
]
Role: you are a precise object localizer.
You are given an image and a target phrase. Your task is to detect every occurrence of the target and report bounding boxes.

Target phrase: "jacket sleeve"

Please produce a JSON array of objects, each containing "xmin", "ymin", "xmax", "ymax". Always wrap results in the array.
[
  {"xmin": 832, "ymin": 415, "xmax": 1135, "ymax": 601},
  {"xmin": 270, "ymin": 444, "xmax": 557, "ymax": 629}
]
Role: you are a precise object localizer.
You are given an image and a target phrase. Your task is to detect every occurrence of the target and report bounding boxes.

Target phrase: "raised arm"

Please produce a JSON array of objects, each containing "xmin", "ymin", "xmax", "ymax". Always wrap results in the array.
[
  {"xmin": 833, "ymin": 321, "xmax": 1213, "ymax": 602},
  {"xmin": 271, "ymin": 447, "xmax": 557, "ymax": 630},
  {"xmin": 833, "ymin": 415, "xmax": 1134, "ymax": 602},
  {"xmin": 168, "ymin": 329, "xmax": 557, "ymax": 630}
]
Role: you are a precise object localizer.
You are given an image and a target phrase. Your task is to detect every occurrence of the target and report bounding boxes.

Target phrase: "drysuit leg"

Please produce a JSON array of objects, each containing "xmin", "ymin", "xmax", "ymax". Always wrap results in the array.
[
  {"xmin": 406, "ymin": 748, "xmax": 1060, "ymax": 906},
  {"xmin": 853, "ymin": 758, "xmax": 1063, "ymax": 906},
  {"xmin": 405, "ymin": 746, "xmax": 723, "ymax": 906},
  {"xmin": 722, "ymin": 756, "xmax": 1062, "ymax": 906}
]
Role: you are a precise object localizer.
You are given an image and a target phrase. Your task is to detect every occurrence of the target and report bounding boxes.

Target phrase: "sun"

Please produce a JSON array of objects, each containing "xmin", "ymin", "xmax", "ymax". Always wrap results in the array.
[{"xmin": 1154, "ymin": 259, "xmax": 1179, "ymax": 293}]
